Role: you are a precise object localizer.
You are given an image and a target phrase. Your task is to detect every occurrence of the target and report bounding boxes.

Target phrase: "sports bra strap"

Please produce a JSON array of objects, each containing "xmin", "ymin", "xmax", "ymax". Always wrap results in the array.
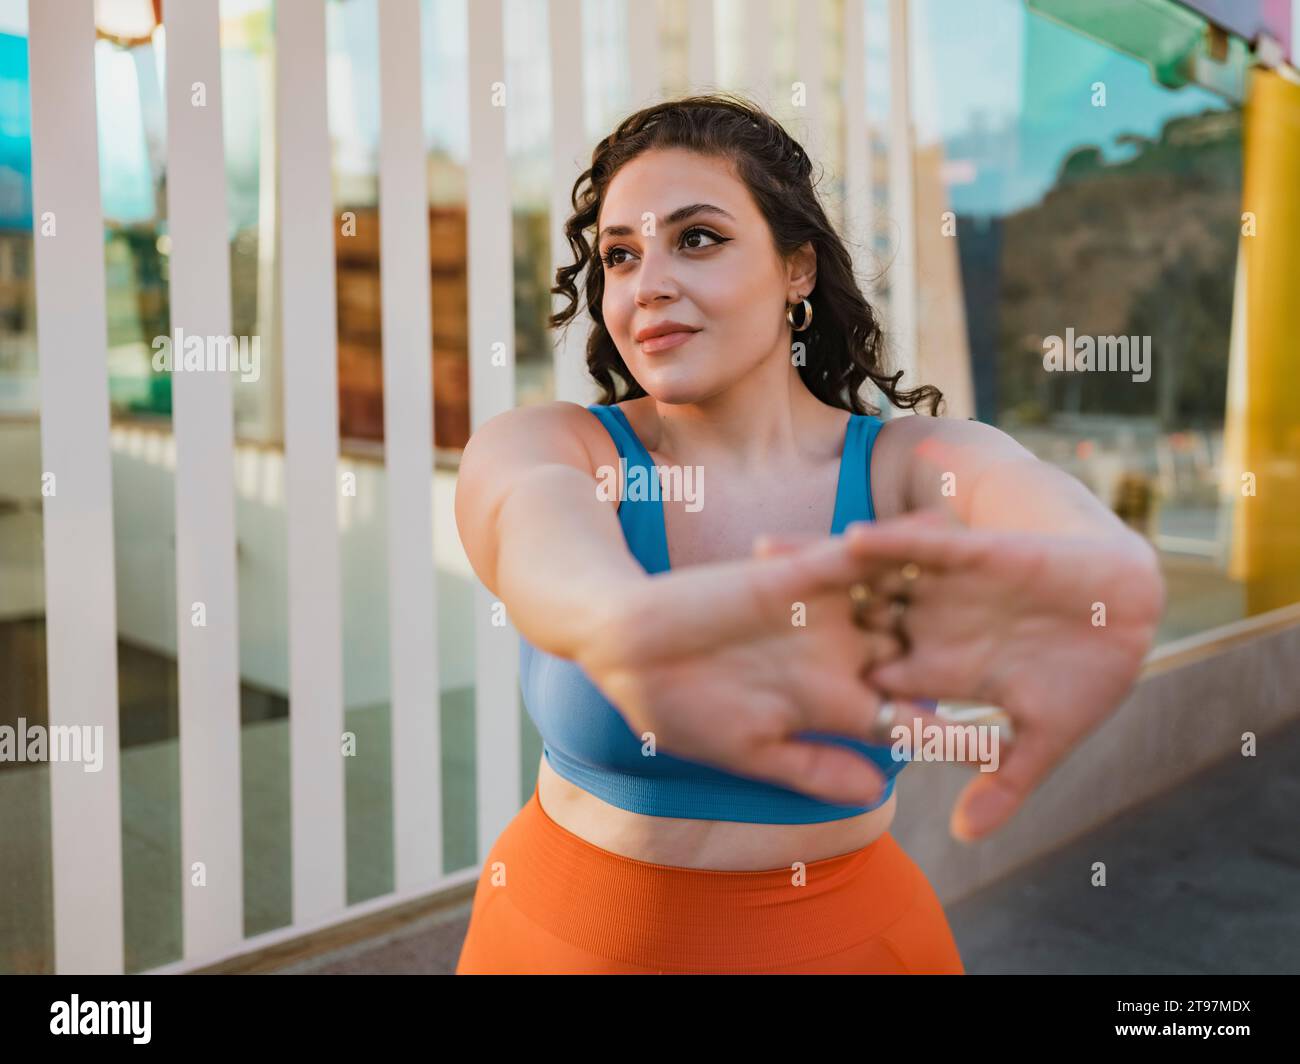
[
  {"xmin": 586, "ymin": 403, "xmax": 671, "ymax": 573},
  {"xmin": 593, "ymin": 404, "xmax": 653, "ymax": 464}
]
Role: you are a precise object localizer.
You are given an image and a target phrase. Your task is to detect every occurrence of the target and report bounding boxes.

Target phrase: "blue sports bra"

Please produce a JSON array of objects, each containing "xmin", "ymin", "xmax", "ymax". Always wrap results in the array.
[{"xmin": 519, "ymin": 402, "xmax": 926, "ymax": 824}]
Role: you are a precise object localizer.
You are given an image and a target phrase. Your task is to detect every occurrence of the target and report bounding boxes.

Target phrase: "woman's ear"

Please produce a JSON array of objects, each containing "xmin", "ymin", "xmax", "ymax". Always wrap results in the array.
[{"xmin": 786, "ymin": 240, "xmax": 817, "ymax": 300}]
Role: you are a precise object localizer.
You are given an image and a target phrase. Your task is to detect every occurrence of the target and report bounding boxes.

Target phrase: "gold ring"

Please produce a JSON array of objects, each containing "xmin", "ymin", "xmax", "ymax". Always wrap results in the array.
[{"xmin": 848, "ymin": 581, "xmax": 875, "ymax": 629}]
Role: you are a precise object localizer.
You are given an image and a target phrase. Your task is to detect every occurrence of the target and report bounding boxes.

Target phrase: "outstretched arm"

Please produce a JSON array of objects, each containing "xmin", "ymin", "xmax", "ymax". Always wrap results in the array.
[
  {"xmin": 454, "ymin": 401, "xmax": 647, "ymax": 662},
  {"xmin": 842, "ymin": 415, "xmax": 1166, "ymax": 841},
  {"xmin": 455, "ymin": 399, "xmax": 937, "ymax": 803},
  {"xmin": 888, "ymin": 413, "xmax": 1151, "ymax": 549}
]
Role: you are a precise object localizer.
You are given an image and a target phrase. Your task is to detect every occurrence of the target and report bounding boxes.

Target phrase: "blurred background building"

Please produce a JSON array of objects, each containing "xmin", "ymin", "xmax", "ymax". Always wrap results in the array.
[{"xmin": 0, "ymin": 0, "xmax": 1296, "ymax": 974}]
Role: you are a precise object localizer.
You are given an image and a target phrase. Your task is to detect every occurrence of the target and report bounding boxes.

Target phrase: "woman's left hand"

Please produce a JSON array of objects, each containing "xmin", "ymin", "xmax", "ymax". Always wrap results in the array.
[{"xmin": 760, "ymin": 512, "xmax": 1166, "ymax": 842}]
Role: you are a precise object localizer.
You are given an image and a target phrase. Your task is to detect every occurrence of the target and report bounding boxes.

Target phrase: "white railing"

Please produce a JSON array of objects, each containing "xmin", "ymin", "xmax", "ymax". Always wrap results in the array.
[
  {"xmin": 165, "ymin": 0, "xmax": 245, "ymax": 963},
  {"xmin": 24, "ymin": 0, "xmax": 902, "ymax": 974},
  {"xmin": 29, "ymin": 0, "xmax": 124, "ymax": 978}
]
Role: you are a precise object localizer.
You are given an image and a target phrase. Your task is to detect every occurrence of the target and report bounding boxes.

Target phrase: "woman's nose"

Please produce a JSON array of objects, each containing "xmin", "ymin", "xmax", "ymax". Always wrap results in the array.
[{"xmin": 633, "ymin": 247, "xmax": 679, "ymax": 305}]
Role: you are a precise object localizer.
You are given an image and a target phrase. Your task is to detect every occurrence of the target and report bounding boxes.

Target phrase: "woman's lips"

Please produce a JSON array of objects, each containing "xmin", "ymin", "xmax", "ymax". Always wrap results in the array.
[{"xmin": 639, "ymin": 329, "xmax": 699, "ymax": 353}]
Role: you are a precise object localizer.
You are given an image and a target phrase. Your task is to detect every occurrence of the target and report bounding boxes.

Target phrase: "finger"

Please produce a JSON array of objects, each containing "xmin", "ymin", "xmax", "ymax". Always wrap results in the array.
[
  {"xmin": 797, "ymin": 668, "xmax": 943, "ymax": 755},
  {"xmin": 768, "ymin": 508, "xmax": 958, "ymax": 568},
  {"xmin": 757, "ymin": 509, "xmax": 954, "ymax": 559},
  {"xmin": 857, "ymin": 627, "xmax": 908, "ymax": 670},
  {"xmin": 948, "ymin": 724, "xmax": 1062, "ymax": 842},
  {"xmin": 866, "ymin": 652, "xmax": 971, "ymax": 702},
  {"xmin": 867, "ymin": 697, "xmax": 945, "ymax": 752},
  {"xmin": 876, "ymin": 696, "xmax": 944, "ymax": 734},
  {"xmin": 761, "ymin": 533, "xmax": 905, "ymax": 601},
  {"xmin": 844, "ymin": 506, "xmax": 959, "ymax": 538},
  {"xmin": 913, "ymin": 505, "xmax": 963, "ymax": 528},
  {"xmin": 794, "ymin": 666, "xmax": 898, "ymax": 746},
  {"xmin": 744, "ymin": 738, "xmax": 887, "ymax": 808},
  {"xmin": 753, "ymin": 532, "xmax": 821, "ymax": 558},
  {"xmin": 843, "ymin": 518, "xmax": 989, "ymax": 571}
]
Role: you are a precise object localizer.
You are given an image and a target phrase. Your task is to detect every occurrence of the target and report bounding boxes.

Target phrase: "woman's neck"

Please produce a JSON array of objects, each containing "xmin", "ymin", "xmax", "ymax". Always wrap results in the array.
[{"xmin": 635, "ymin": 360, "xmax": 845, "ymax": 474}]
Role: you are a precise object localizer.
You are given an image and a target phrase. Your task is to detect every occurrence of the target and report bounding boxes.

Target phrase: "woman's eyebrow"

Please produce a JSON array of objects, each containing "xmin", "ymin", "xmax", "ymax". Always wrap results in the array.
[{"xmin": 597, "ymin": 203, "xmax": 736, "ymax": 242}]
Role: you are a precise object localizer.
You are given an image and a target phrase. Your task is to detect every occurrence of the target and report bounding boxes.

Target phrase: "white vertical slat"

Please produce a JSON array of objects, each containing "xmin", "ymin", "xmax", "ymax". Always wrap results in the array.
[
  {"xmin": 744, "ymin": 0, "xmax": 773, "ymax": 107},
  {"xmin": 548, "ymin": 0, "xmax": 594, "ymax": 406},
  {"xmin": 253, "ymin": 45, "xmax": 282, "ymax": 443},
  {"xmin": 886, "ymin": 0, "xmax": 918, "ymax": 400},
  {"xmin": 467, "ymin": 0, "xmax": 521, "ymax": 860},
  {"xmin": 794, "ymin": 0, "xmax": 825, "ymax": 164},
  {"xmin": 687, "ymin": 0, "xmax": 716, "ymax": 89},
  {"xmin": 842, "ymin": 0, "xmax": 870, "ymax": 275},
  {"xmin": 28, "ymin": 0, "xmax": 124, "ymax": 976},
  {"xmin": 377, "ymin": 0, "xmax": 442, "ymax": 888},
  {"xmin": 626, "ymin": 0, "xmax": 660, "ymax": 109},
  {"xmin": 275, "ymin": 0, "xmax": 346, "ymax": 921},
  {"xmin": 162, "ymin": 0, "xmax": 244, "ymax": 960}
]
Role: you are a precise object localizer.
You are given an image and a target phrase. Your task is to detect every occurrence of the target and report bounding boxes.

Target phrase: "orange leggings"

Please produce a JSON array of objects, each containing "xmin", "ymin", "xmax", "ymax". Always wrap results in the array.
[{"xmin": 456, "ymin": 782, "xmax": 965, "ymax": 974}]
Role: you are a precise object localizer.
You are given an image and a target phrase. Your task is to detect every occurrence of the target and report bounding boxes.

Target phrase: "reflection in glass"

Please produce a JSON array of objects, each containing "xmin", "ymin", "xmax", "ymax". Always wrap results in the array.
[{"xmin": 910, "ymin": 0, "xmax": 1249, "ymax": 642}]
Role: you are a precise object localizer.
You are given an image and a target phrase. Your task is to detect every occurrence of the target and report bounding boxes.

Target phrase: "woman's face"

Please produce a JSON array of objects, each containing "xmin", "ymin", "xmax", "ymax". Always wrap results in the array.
[{"xmin": 596, "ymin": 147, "xmax": 813, "ymax": 404}]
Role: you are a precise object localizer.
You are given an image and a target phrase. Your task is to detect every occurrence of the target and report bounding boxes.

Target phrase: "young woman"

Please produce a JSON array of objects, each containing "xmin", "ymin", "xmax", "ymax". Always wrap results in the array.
[{"xmin": 453, "ymin": 94, "xmax": 1165, "ymax": 974}]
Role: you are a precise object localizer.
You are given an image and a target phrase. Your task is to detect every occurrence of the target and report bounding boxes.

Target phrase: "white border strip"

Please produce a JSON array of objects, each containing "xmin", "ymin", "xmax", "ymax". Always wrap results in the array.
[
  {"xmin": 548, "ymin": 0, "xmax": 595, "ymax": 406},
  {"xmin": 28, "ymin": 0, "xmax": 125, "ymax": 976},
  {"xmin": 162, "ymin": 0, "xmax": 245, "ymax": 961},
  {"xmin": 467, "ymin": 0, "xmax": 521, "ymax": 860},
  {"xmin": 275, "ymin": 0, "xmax": 346, "ymax": 923},
  {"xmin": 377, "ymin": 0, "xmax": 442, "ymax": 889}
]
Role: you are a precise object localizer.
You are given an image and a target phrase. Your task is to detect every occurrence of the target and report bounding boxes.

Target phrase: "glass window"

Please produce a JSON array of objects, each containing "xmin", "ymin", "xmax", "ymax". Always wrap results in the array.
[{"xmin": 909, "ymin": 0, "xmax": 1252, "ymax": 643}]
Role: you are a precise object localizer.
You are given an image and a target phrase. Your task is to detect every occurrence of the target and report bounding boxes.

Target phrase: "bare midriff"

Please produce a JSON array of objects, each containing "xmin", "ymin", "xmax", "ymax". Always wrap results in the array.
[{"xmin": 535, "ymin": 753, "xmax": 897, "ymax": 872}]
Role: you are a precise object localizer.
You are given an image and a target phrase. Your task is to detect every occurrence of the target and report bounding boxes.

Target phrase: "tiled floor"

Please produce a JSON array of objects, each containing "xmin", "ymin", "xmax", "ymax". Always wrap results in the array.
[{"xmin": 942, "ymin": 716, "xmax": 1300, "ymax": 974}]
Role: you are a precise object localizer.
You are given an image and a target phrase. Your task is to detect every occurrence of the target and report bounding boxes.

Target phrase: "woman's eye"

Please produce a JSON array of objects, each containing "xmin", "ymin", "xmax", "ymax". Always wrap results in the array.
[
  {"xmin": 600, "ymin": 228, "xmax": 726, "ymax": 269},
  {"xmin": 682, "ymin": 227, "xmax": 723, "ymax": 249}
]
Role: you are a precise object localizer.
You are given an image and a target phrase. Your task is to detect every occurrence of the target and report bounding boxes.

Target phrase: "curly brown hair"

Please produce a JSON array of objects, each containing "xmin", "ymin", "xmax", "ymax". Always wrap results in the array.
[{"xmin": 549, "ymin": 91, "xmax": 944, "ymax": 417}]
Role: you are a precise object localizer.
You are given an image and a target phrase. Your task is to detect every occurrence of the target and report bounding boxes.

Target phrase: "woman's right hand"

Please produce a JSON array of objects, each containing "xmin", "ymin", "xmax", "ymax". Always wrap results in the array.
[{"xmin": 573, "ymin": 510, "xmax": 948, "ymax": 806}]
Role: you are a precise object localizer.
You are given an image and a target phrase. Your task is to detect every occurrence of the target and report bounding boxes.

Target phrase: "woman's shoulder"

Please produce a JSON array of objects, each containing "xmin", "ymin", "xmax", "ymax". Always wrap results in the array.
[
  {"xmin": 871, "ymin": 411, "xmax": 1037, "ymax": 517},
  {"xmin": 460, "ymin": 400, "xmax": 621, "ymax": 481},
  {"xmin": 876, "ymin": 410, "xmax": 1026, "ymax": 453}
]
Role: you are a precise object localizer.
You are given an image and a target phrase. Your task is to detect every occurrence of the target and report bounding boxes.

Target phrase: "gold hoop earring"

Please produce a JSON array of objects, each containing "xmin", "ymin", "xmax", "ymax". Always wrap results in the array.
[{"xmin": 786, "ymin": 297, "xmax": 813, "ymax": 332}]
